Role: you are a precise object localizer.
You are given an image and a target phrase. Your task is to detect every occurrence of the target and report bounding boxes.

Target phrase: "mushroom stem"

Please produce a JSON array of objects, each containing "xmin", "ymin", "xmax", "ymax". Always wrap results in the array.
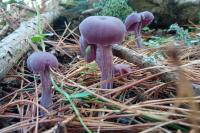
[
  {"xmin": 96, "ymin": 45, "xmax": 113, "ymax": 89},
  {"xmin": 40, "ymin": 68, "xmax": 52, "ymax": 109},
  {"xmin": 135, "ymin": 23, "xmax": 142, "ymax": 48}
]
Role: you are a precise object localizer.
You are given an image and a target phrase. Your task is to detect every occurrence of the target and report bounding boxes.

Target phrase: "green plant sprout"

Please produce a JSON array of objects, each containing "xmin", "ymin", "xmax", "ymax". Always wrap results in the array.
[
  {"xmin": 51, "ymin": 77, "xmax": 92, "ymax": 133},
  {"xmin": 31, "ymin": 2, "xmax": 53, "ymax": 51},
  {"xmin": 35, "ymin": 2, "xmax": 45, "ymax": 51},
  {"xmin": 85, "ymin": 45, "xmax": 92, "ymax": 57},
  {"xmin": 52, "ymin": 81, "xmax": 101, "ymax": 103},
  {"xmin": 93, "ymin": 0, "xmax": 133, "ymax": 21}
]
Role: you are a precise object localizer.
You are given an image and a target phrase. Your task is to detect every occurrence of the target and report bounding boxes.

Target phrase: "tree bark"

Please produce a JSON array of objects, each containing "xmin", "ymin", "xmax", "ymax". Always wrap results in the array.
[{"xmin": 0, "ymin": 9, "xmax": 61, "ymax": 80}]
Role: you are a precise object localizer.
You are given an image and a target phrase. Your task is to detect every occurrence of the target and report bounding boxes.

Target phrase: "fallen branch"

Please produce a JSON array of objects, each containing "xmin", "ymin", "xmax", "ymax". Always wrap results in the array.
[
  {"xmin": 112, "ymin": 44, "xmax": 175, "ymax": 82},
  {"xmin": 0, "ymin": 9, "xmax": 61, "ymax": 80}
]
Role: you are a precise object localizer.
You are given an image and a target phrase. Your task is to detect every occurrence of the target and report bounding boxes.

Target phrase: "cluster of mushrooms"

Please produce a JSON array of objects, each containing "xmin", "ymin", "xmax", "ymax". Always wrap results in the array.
[
  {"xmin": 79, "ymin": 11, "xmax": 154, "ymax": 89},
  {"xmin": 26, "ymin": 11, "xmax": 154, "ymax": 112}
]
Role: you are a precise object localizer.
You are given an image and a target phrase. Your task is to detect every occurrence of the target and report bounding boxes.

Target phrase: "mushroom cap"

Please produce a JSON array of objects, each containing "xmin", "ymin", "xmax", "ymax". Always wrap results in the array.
[
  {"xmin": 79, "ymin": 16, "xmax": 126, "ymax": 46},
  {"xmin": 124, "ymin": 12, "xmax": 141, "ymax": 32},
  {"xmin": 79, "ymin": 36, "xmax": 96, "ymax": 63},
  {"xmin": 140, "ymin": 11, "xmax": 154, "ymax": 27},
  {"xmin": 27, "ymin": 51, "xmax": 58, "ymax": 73}
]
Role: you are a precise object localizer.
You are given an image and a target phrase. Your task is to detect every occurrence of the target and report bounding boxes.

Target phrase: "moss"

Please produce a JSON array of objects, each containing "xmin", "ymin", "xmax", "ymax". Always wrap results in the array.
[{"xmin": 93, "ymin": 0, "xmax": 133, "ymax": 21}]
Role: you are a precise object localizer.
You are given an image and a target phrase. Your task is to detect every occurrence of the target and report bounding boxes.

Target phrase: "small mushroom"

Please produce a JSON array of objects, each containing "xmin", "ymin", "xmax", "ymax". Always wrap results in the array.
[
  {"xmin": 79, "ymin": 35, "xmax": 96, "ymax": 63},
  {"xmin": 79, "ymin": 16, "xmax": 126, "ymax": 89},
  {"xmin": 140, "ymin": 11, "xmax": 154, "ymax": 28},
  {"xmin": 125, "ymin": 12, "xmax": 141, "ymax": 33},
  {"xmin": 113, "ymin": 64, "xmax": 131, "ymax": 76},
  {"xmin": 125, "ymin": 11, "xmax": 154, "ymax": 48},
  {"xmin": 27, "ymin": 51, "xmax": 58, "ymax": 110}
]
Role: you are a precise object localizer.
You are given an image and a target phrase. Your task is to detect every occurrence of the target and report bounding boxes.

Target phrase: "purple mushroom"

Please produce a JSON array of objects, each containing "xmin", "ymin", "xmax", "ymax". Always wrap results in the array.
[
  {"xmin": 27, "ymin": 51, "xmax": 58, "ymax": 110},
  {"xmin": 140, "ymin": 11, "xmax": 154, "ymax": 28},
  {"xmin": 113, "ymin": 64, "xmax": 131, "ymax": 76},
  {"xmin": 125, "ymin": 11, "xmax": 154, "ymax": 48},
  {"xmin": 79, "ymin": 35, "xmax": 96, "ymax": 63},
  {"xmin": 79, "ymin": 16, "xmax": 126, "ymax": 89}
]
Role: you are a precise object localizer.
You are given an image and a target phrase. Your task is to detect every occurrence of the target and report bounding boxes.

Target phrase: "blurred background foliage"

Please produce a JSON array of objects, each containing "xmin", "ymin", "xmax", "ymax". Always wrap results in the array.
[{"xmin": 93, "ymin": 0, "xmax": 133, "ymax": 21}]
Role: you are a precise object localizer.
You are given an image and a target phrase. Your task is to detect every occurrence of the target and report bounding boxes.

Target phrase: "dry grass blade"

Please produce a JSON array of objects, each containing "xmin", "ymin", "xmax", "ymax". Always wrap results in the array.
[{"xmin": 166, "ymin": 46, "xmax": 200, "ymax": 132}]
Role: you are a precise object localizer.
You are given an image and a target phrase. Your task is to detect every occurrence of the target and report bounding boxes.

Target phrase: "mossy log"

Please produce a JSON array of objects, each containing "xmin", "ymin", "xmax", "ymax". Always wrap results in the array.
[
  {"xmin": 112, "ymin": 44, "xmax": 175, "ymax": 82},
  {"xmin": 112, "ymin": 44, "xmax": 200, "ymax": 94}
]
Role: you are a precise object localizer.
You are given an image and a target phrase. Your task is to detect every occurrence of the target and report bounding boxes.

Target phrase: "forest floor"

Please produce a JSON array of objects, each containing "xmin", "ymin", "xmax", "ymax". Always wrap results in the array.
[{"xmin": 1, "ymin": 2, "xmax": 200, "ymax": 133}]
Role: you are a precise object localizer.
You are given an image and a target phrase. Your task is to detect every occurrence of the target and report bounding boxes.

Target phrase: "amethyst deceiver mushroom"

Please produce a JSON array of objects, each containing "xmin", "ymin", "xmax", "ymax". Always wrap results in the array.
[
  {"xmin": 79, "ymin": 16, "xmax": 126, "ymax": 89},
  {"xmin": 27, "ymin": 51, "xmax": 58, "ymax": 110},
  {"xmin": 125, "ymin": 11, "xmax": 154, "ymax": 48},
  {"xmin": 140, "ymin": 11, "xmax": 154, "ymax": 28},
  {"xmin": 113, "ymin": 64, "xmax": 131, "ymax": 76},
  {"xmin": 79, "ymin": 35, "xmax": 96, "ymax": 63}
]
